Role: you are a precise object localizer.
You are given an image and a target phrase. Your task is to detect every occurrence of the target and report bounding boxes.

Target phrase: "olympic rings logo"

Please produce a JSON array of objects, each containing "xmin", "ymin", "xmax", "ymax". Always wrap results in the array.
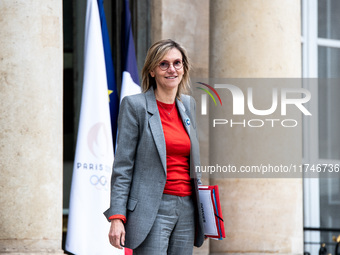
[{"xmin": 90, "ymin": 175, "xmax": 107, "ymax": 186}]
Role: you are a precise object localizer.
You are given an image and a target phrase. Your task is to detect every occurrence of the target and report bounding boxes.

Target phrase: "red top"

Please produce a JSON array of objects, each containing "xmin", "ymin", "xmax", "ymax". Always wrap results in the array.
[
  {"xmin": 109, "ymin": 99, "xmax": 192, "ymax": 223},
  {"xmin": 157, "ymin": 100, "xmax": 192, "ymax": 197}
]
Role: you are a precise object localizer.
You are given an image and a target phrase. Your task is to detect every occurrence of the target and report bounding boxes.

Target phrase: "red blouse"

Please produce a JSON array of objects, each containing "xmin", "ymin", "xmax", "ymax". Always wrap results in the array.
[{"xmin": 156, "ymin": 100, "xmax": 192, "ymax": 197}]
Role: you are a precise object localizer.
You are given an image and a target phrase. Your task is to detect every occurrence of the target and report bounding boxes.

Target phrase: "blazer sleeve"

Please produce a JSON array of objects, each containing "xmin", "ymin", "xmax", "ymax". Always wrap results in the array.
[{"xmin": 104, "ymin": 96, "xmax": 139, "ymax": 220}]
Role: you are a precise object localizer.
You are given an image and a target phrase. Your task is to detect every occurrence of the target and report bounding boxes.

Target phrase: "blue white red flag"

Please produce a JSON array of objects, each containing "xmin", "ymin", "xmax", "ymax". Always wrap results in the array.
[{"xmin": 120, "ymin": 0, "xmax": 141, "ymax": 101}]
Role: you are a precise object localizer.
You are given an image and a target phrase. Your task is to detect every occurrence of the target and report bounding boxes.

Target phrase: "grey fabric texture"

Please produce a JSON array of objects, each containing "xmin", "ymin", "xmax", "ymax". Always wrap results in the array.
[{"xmin": 133, "ymin": 194, "xmax": 195, "ymax": 255}]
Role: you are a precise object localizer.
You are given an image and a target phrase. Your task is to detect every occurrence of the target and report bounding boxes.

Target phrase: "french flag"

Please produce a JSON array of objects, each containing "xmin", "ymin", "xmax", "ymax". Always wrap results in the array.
[{"xmin": 120, "ymin": 0, "xmax": 141, "ymax": 101}]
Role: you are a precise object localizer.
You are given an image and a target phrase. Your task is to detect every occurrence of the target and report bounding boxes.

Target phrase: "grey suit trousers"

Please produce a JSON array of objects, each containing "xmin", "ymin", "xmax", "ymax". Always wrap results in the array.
[{"xmin": 133, "ymin": 194, "xmax": 195, "ymax": 255}]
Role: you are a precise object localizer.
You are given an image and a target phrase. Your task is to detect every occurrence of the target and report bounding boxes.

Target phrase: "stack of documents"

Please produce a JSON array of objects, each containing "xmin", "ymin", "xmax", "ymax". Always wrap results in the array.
[{"xmin": 198, "ymin": 185, "xmax": 226, "ymax": 240}]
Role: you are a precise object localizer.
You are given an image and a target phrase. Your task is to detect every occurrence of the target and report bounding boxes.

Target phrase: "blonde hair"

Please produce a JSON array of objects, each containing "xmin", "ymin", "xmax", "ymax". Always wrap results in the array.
[{"xmin": 141, "ymin": 39, "xmax": 191, "ymax": 97}]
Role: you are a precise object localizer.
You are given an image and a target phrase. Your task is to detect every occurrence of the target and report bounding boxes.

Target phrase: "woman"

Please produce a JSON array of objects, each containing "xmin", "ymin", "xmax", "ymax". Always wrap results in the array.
[{"xmin": 104, "ymin": 39, "xmax": 204, "ymax": 254}]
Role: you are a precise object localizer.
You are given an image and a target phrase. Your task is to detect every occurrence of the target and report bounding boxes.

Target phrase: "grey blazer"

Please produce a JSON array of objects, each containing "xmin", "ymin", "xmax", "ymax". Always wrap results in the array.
[{"xmin": 104, "ymin": 88, "xmax": 204, "ymax": 249}]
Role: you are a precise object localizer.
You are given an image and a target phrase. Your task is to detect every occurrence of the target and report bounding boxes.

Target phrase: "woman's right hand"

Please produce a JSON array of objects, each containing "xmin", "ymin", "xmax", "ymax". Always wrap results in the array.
[{"xmin": 108, "ymin": 219, "xmax": 125, "ymax": 249}]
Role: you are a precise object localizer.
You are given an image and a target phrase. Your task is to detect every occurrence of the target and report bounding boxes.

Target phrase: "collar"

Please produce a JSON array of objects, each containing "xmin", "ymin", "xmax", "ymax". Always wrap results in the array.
[{"xmin": 145, "ymin": 87, "xmax": 186, "ymax": 115}]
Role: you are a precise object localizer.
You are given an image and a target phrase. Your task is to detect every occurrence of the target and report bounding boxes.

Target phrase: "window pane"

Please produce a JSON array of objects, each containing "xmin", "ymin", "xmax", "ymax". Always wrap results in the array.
[
  {"xmin": 318, "ymin": 80, "xmax": 340, "ymax": 160},
  {"xmin": 318, "ymin": 0, "xmax": 340, "ymax": 40},
  {"xmin": 320, "ymin": 178, "xmax": 340, "ymax": 227},
  {"xmin": 319, "ymin": 178, "xmax": 340, "ymax": 252},
  {"xmin": 318, "ymin": 46, "xmax": 340, "ymax": 78},
  {"xmin": 318, "ymin": 47, "xmax": 340, "ymax": 159}
]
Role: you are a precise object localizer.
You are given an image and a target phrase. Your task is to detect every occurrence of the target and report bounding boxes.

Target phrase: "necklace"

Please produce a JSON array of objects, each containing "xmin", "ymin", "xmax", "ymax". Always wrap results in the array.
[{"xmin": 157, "ymin": 101, "xmax": 176, "ymax": 115}]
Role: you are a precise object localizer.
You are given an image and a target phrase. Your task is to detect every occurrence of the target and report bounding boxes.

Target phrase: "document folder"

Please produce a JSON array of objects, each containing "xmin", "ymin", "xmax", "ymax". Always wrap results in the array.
[{"xmin": 198, "ymin": 185, "xmax": 226, "ymax": 240}]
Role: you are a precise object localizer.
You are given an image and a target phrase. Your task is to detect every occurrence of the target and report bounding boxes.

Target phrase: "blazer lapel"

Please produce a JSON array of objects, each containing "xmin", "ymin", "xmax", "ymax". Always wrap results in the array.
[
  {"xmin": 176, "ymin": 98, "xmax": 191, "ymax": 135},
  {"xmin": 177, "ymin": 96, "xmax": 200, "ymax": 180},
  {"xmin": 145, "ymin": 89, "xmax": 167, "ymax": 174}
]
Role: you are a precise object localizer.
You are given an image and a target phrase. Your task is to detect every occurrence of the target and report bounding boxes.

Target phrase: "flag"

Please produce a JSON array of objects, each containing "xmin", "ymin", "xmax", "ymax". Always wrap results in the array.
[
  {"xmin": 120, "ymin": 0, "xmax": 141, "ymax": 101},
  {"xmin": 97, "ymin": 0, "xmax": 119, "ymax": 147},
  {"xmin": 65, "ymin": 0, "xmax": 123, "ymax": 254}
]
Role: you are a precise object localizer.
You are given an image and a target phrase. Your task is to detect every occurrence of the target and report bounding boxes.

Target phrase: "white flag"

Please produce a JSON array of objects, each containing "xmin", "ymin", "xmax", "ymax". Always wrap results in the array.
[{"xmin": 65, "ymin": 0, "xmax": 123, "ymax": 254}]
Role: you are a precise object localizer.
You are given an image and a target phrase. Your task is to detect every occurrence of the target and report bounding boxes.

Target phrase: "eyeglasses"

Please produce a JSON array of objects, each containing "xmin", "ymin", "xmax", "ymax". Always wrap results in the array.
[{"xmin": 158, "ymin": 60, "xmax": 183, "ymax": 71}]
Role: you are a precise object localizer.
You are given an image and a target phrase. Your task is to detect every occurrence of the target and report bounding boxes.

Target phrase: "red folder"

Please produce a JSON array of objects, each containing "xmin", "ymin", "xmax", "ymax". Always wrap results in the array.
[
  {"xmin": 198, "ymin": 185, "xmax": 226, "ymax": 239},
  {"xmin": 125, "ymin": 248, "xmax": 133, "ymax": 255}
]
